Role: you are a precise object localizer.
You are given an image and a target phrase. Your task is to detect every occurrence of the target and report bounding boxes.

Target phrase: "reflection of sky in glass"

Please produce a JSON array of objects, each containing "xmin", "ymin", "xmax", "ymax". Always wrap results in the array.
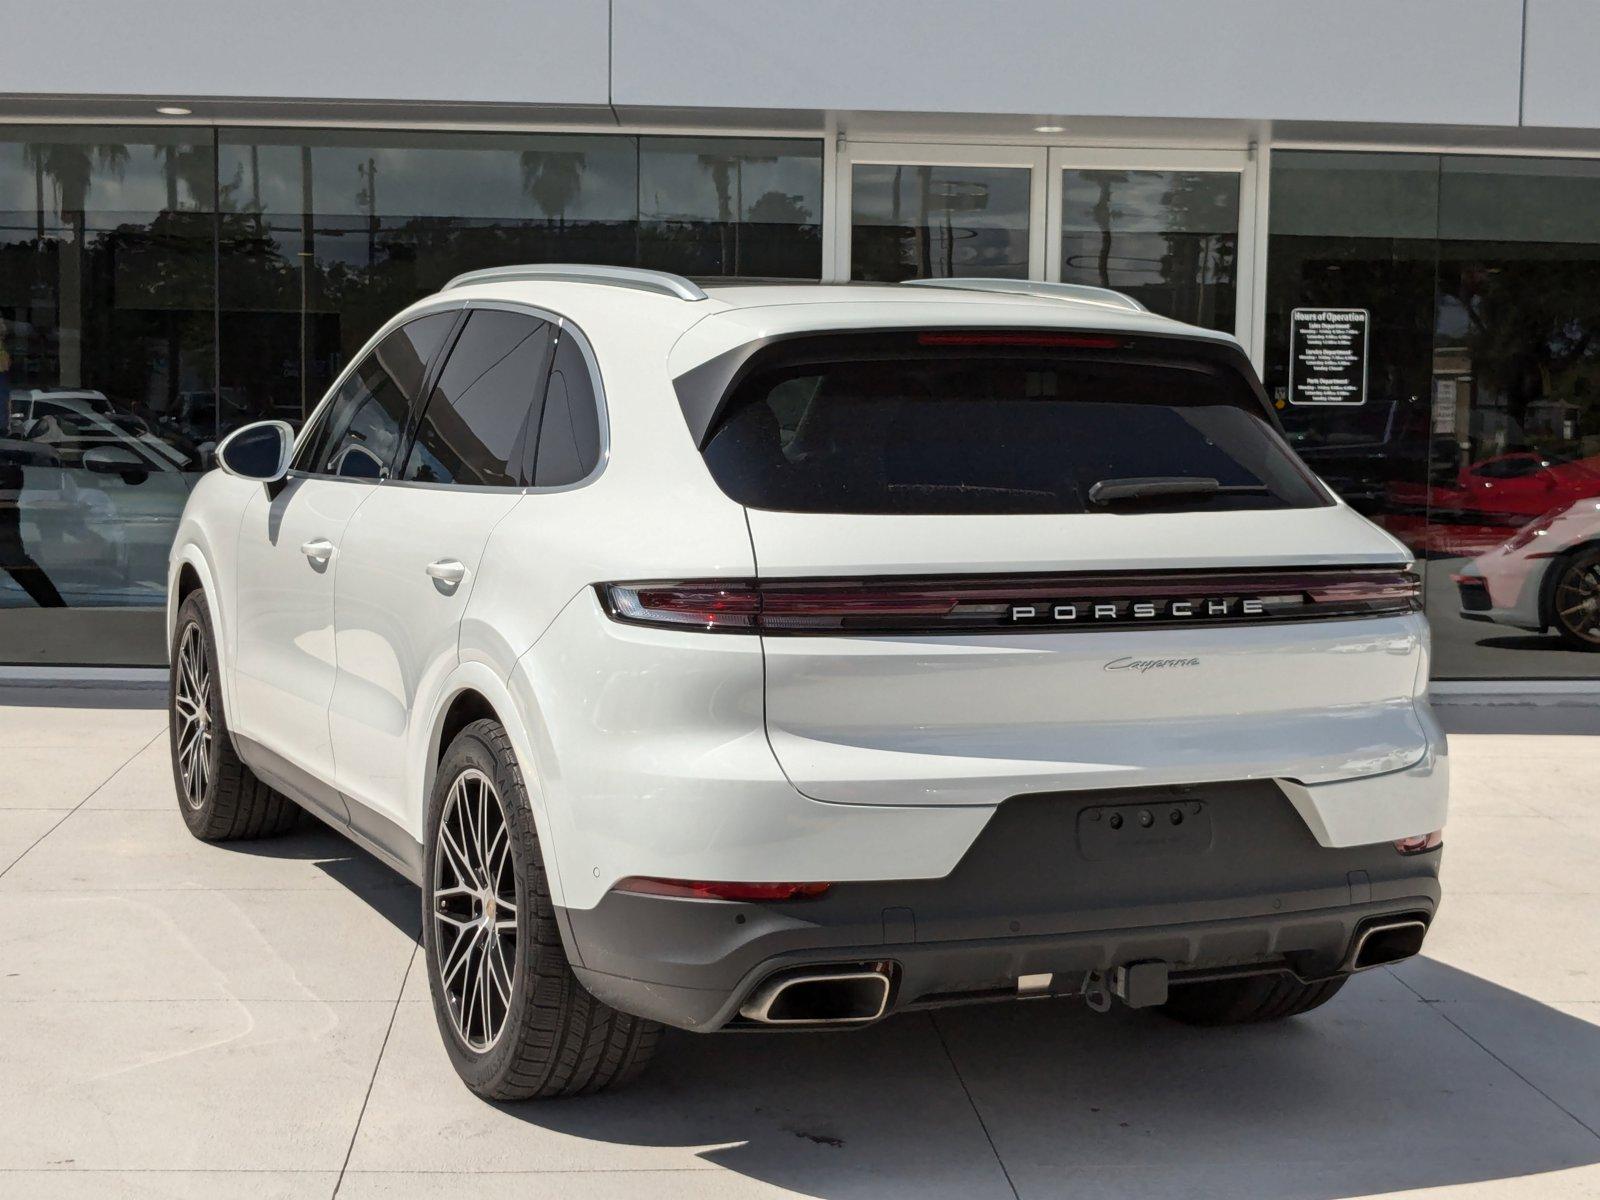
[
  {"xmin": 211, "ymin": 131, "xmax": 821, "ymax": 227},
  {"xmin": 1061, "ymin": 171, "xmax": 1238, "ymax": 235},
  {"xmin": 852, "ymin": 164, "xmax": 1030, "ymax": 232},
  {"xmin": 640, "ymin": 138, "xmax": 819, "ymax": 224},
  {"xmin": 0, "ymin": 132, "xmax": 214, "ymax": 222},
  {"xmin": 218, "ymin": 132, "xmax": 637, "ymax": 222}
]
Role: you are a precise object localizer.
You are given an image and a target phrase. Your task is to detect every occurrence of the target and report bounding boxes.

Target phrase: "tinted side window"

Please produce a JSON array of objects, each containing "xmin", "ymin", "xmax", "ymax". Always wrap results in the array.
[
  {"xmin": 296, "ymin": 313, "xmax": 454, "ymax": 478},
  {"xmin": 403, "ymin": 310, "xmax": 554, "ymax": 487},
  {"xmin": 531, "ymin": 330, "xmax": 602, "ymax": 487}
]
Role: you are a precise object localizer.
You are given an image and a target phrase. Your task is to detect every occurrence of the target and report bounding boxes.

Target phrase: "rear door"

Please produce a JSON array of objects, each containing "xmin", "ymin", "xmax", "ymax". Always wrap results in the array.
[
  {"xmin": 694, "ymin": 329, "xmax": 1429, "ymax": 806},
  {"xmin": 230, "ymin": 312, "xmax": 455, "ymax": 788},
  {"xmin": 329, "ymin": 307, "xmax": 556, "ymax": 841}
]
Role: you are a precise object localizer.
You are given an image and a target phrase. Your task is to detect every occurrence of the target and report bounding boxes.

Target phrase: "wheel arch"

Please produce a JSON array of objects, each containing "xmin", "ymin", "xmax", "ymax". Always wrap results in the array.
[
  {"xmin": 414, "ymin": 661, "xmax": 569, "ymax": 907},
  {"xmin": 166, "ymin": 543, "xmax": 240, "ymax": 722},
  {"xmin": 1538, "ymin": 537, "xmax": 1600, "ymax": 632}
]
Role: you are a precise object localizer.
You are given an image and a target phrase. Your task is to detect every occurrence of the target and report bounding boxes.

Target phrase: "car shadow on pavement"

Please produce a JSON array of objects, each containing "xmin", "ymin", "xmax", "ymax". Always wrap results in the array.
[
  {"xmin": 485, "ymin": 961, "xmax": 1600, "ymax": 1200},
  {"xmin": 226, "ymin": 820, "xmax": 422, "ymax": 936}
]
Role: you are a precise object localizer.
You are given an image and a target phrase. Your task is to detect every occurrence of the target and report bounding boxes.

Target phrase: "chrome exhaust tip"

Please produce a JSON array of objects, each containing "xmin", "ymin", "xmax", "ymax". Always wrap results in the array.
[
  {"xmin": 1347, "ymin": 917, "xmax": 1429, "ymax": 971},
  {"xmin": 738, "ymin": 967, "xmax": 892, "ymax": 1025}
]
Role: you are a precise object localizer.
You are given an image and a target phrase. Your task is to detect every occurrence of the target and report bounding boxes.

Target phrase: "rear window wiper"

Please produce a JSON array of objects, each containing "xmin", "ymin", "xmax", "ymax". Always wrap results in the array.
[{"xmin": 1087, "ymin": 476, "xmax": 1270, "ymax": 507}]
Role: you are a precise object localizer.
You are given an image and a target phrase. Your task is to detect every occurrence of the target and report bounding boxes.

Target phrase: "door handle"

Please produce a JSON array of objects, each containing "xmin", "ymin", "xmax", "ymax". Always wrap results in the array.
[
  {"xmin": 299, "ymin": 538, "xmax": 335, "ymax": 565},
  {"xmin": 425, "ymin": 559, "xmax": 467, "ymax": 586}
]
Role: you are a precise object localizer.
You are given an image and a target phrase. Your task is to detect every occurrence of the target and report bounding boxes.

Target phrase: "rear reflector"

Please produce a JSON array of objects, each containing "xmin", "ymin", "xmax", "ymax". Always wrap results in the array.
[
  {"xmin": 1394, "ymin": 830, "xmax": 1443, "ymax": 855},
  {"xmin": 614, "ymin": 877, "xmax": 832, "ymax": 901},
  {"xmin": 599, "ymin": 567, "xmax": 1421, "ymax": 635}
]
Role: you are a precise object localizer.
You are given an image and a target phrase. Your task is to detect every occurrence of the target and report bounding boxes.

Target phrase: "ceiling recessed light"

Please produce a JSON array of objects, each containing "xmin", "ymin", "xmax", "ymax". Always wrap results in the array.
[
  {"xmin": 1033, "ymin": 124, "xmax": 1065, "ymax": 134},
  {"xmin": 156, "ymin": 105, "xmax": 192, "ymax": 116}
]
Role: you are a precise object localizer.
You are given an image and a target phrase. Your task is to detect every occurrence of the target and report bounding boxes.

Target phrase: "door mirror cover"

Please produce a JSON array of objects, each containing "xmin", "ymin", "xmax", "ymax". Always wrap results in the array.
[{"xmin": 217, "ymin": 420, "xmax": 295, "ymax": 483}]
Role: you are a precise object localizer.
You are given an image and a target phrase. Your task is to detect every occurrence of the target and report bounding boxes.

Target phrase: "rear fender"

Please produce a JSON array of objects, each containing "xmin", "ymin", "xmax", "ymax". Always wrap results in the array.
[{"xmin": 415, "ymin": 659, "xmax": 567, "ymax": 908}]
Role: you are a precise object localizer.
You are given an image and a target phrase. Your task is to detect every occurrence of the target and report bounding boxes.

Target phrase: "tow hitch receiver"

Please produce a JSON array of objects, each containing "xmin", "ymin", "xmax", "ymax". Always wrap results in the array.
[{"xmin": 1083, "ymin": 961, "xmax": 1170, "ymax": 1012}]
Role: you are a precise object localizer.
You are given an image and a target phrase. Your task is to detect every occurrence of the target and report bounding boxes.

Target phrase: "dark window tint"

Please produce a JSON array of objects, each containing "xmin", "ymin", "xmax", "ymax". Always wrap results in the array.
[
  {"xmin": 700, "ymin": 333, "xmax": 1324, "ymax": 515},
  {"xmin": 403, "ymin": 310, "xmax": 554, "ymax": 487},
  {"xmin": 297, "ymin": 313, "xmax": 454, "ymax": 478},
  {"xmin": 530, "ymin": 331, "xmax": 602, "ymax": 486}
]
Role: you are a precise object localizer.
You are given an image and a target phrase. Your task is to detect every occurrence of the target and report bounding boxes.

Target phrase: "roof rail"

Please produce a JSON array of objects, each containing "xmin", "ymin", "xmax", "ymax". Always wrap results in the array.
[
  {"xmin": 443, "ymin": 263, "xmax": 709, "ymax": 301},
  {"xmin": 900, "ymin": 277, "xmax": 1148, "ymax": 313}
]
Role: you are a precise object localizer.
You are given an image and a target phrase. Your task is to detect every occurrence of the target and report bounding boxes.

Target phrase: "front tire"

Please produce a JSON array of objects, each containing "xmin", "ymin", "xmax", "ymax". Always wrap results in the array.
[
  {"xmin": 1159, "ymin": 973, "xmax": 1347, "ymax": 1026},
  {"xmin": 169, "ymin": 590, "xmax": 300, "ymax": 840},
  {"xmin": 423, "ymin": 719, "xmax": 660, "ymax": 1099}
]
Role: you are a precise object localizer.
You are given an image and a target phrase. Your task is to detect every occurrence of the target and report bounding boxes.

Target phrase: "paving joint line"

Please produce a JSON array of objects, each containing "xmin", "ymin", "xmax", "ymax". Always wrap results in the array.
[
  {"xmin": 929, "ymin": 1011, "xmax": 1021, "ymax": 1200},
  {"xmin": 0, "ymin": 727, "xmax": 166, "ymax": 882},
  {"xmin": 332, "ymin": 942, "xmax": 419, "ymax": 1199},
  {"xmin": 1388, "ymin": 967, "xmax": 1600, "ymax": 1143}
]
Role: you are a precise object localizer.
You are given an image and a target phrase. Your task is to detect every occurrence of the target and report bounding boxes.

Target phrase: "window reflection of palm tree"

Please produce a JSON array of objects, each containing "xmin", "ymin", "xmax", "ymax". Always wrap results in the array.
[
  {"xmin": 520, "ymin": 150, "xmax": 588, "ymax": 228},
  {"xmin": 23, "ymin": 140, "xmax": 129, "ymax": 387}
]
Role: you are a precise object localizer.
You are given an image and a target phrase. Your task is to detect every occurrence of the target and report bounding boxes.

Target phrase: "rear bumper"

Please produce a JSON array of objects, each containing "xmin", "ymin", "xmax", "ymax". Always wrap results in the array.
[{"xmin": 562, "ymin": 780, "xmax": 1442, "ymax": 1031}]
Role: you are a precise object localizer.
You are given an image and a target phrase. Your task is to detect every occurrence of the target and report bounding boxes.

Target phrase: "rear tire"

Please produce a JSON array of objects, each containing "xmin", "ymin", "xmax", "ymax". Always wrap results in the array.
[
  {"xmin": 1548, "ymin": 546, "xmax": 1600, "ymax": 651},
  {"xmin": 169, "ymin": 590, "xmax": 300, "ymax": 841},
  {"xmin": 423, "ymin": 718, "xmax": 660, "ymax": 1099},
  {"xmin": 1159, "ymin": 973, "xmax": 1347, "ymax": 1026}
]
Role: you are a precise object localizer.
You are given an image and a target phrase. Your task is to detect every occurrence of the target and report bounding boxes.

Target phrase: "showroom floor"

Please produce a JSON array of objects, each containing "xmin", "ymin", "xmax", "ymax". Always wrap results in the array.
[{"xmin": 2, "ymin": 686, "xmax": 1599, "ymax": 1200}]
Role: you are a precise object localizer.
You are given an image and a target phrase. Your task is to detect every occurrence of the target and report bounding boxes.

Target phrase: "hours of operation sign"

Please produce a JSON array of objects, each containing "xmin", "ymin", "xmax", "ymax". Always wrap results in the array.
[{"xmin": 1288, "ymin": 308, "xmax": 1369, "ymax": 406}]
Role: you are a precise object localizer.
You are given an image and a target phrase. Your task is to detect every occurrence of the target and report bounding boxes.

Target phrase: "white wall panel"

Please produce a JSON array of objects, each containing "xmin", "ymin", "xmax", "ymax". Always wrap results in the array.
[
  {"xmin": 613, "ymin": 0, "xmax": 1523, "ymax": 128},
  {"xmin": 1522, "ymin": 0, "xmax": 1600, "ymax": 129},
  {"xmin": 0, "ymin": 0, "xmax": 610, "ymax": 106}
]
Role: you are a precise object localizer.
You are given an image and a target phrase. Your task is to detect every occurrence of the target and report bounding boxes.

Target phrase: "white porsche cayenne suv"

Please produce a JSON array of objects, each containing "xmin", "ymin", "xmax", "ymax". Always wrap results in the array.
[{"xmin": 167, "ymin": 265, "xmax": 1447, "ymax": 1098}]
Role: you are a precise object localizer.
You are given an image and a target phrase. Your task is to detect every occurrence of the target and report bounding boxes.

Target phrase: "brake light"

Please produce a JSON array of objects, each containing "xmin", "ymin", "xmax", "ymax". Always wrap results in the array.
[
  {"xmin": 614, "ymin": 877, "xmax": 831, "ymax": 901},
  {"xmin": 1303, "ymin": 574, "xmax": 1422, "ymax": 607},
  {"xmin": 1394, "ymin": 830, "xmax": 1443, "ymax": 855},
  {"xmin": 600, "ymin": 568, "xmax": 1421, "ymax": 635},
  {"xmin": 917, "ymin": 332, "xmax": 1124, "ymax": 349}
]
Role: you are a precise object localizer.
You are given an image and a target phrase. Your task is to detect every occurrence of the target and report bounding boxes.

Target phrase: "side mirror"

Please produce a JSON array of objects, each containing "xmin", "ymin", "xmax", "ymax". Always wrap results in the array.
[
  {"xmin": 82, "ymin": 445, "xmax": 150, "ymax": 485},
  {"xmin": 216, "ymin": 420, "xmax": 294, "ymax": 484}
]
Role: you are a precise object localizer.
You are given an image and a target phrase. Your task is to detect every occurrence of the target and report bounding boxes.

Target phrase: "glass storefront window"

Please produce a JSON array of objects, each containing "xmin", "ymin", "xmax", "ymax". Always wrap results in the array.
[
  {"xmin": 1268, "ymin": 150, "xmax": 1600, "ymax": 679},
  {"xmin": 218, "ymin": 130, "xmax": 822, "ymax": 427},
  {"xmin": 1059, "ymin": 169, "xmax": 1239, "ymax": 331},
  {"xmin": 851, "ymin": 163, "xmax": 1031, "ymax": 281},
  {"xmin": 1, "ymin": 127, "xmax": 215, "ymax": 663},
  {"xmin": 0, "ymin": 126, "xmax": 822, "ymax": 665},
  {"xmin": 638, "ymin": 137, "xmax": 821, "ymax": 278}
]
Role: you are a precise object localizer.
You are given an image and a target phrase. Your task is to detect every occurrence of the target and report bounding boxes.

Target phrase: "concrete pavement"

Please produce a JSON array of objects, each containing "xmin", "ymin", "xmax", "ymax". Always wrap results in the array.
[{"xmin": 2, "ymin": 685, "xmax": 1599, "ymax": 1199}]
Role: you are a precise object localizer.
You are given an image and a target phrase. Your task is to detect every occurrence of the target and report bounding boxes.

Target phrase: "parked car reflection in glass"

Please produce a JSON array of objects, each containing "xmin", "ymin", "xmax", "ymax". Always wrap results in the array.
[
  {"xmin": 1455, "ymin": 496, "xmax": 1600, "ymax": 650},
  {"xmin": 0, "ymin": 388, "xmax": 200, "ymax": 609}
]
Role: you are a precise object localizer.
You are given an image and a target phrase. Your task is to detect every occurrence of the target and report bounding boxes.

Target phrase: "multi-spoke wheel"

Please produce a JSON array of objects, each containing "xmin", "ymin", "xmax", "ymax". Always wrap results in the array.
[
  {"xmin": 423, "ymin": 718, "xmax": 660, "ymax": 1099},
  {"xmin": 1551, "ymin": 548, "xmax": 1600, "ymax": 651},
  {"xmin": 432, "ymin": 768, "xmax": 519, "ymax": 1052},
  {"xmin": 168, "ymin": 589, "xmax": 300, "ymax": 840},
  {"xmin": 172, "ymin": 621, "xmax": 214, "ymax": 808}
]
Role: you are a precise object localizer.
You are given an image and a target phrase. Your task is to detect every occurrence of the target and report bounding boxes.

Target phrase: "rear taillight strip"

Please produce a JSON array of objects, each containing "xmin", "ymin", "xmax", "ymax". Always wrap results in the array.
[{"xmin": 600, "ymin": 568, "xmax": 1420, "ymax": 635}]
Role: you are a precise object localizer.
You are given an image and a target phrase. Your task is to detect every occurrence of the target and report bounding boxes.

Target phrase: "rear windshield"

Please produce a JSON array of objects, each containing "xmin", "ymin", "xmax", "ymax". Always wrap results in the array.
[{"xmin": 699, "ymin": 332, "xmax": 1328, "ymax": 515}]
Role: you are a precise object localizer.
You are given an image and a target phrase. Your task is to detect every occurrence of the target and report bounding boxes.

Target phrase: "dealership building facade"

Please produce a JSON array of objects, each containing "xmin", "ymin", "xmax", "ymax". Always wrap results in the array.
[{"xmin": 4, "ymin": 0, "xmax": 1600, "ymax": 687}]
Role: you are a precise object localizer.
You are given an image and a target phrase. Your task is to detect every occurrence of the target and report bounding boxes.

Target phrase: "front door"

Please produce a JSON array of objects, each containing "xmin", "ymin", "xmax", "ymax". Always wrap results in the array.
[
  {"xmin": 230, "ymin": 477, "xmax": 374, "ymax": 792},
  {"xmin": 228, "ymin": 310, "xmax": 458, "ymax": 792}
]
